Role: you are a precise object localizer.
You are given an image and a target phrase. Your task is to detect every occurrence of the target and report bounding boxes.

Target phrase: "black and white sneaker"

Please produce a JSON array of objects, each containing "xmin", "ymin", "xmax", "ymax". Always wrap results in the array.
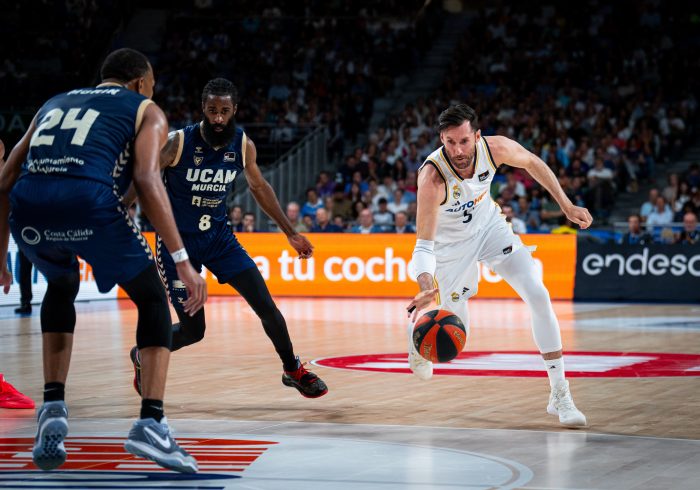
[
  {"xmin": 124, "ymin": 417, "xmax": 198, "ymax": 473},
  {"xmin": 32, "ymin": 401, "xmax": 69, "ymax": 470}
]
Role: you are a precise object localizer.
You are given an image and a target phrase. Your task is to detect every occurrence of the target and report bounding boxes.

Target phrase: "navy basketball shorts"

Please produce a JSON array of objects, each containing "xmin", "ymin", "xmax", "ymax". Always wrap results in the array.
[
  {"xmin": 9, "ymin": 177, "xmax": 153, "ymax": 293},
  {"xmin": 156, "ymin": 225, "xmax": 257, "ymax": 310}
]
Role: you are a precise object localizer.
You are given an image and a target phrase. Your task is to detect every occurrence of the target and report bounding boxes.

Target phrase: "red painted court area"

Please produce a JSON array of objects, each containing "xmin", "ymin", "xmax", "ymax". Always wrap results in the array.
[
  {"xmin": 0, "ymin": 437, "xmax": 276, "ymax": 472},
  {"xmin": 313, "ymin": 351, "xmax": 700, "ymax": 377}
]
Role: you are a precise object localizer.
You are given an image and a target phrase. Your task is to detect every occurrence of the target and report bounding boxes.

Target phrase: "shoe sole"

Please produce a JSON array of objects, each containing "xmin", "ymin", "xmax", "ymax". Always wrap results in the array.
[
  {"xmin": 32, "ymin": 417, "xmax": 68, "ymax": 470},
  {"xmin": 282, "ymin": 377, "xmax": 328, "ymax": 398},
  {"xmin": 124, "ymin": 439, "xmax": 198, "ymax": 473},
  {"xmin": 0, "ymin": 400, "xmax": 36, "ymax": 409},
  {"xmin": 547, "ymin": 405, "xmax": 587, "ymax": 427}
]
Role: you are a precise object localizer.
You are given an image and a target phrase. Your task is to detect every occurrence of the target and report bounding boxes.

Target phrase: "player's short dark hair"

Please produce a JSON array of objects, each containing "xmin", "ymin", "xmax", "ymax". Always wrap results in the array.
[
  {"xmin": 100, "ymin": 48, "xmax": 150, "ymax": 83},
  {"xmin": 202, "ymin": 78, "xmax": 238, "ymax": 105},
  {"xmin": 437, "ymin": 104, "xmax": 479, "ymax": 133}
]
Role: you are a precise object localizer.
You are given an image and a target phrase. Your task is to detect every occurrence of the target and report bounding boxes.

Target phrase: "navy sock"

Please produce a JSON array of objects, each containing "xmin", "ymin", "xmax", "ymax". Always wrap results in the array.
[
  {"xmin": 140, "ymin": 399, "xmax": 164, "ymax": 422},
  {"xmin": 44, "ymin": 382, "xmax": 65, "ymax": 402}
]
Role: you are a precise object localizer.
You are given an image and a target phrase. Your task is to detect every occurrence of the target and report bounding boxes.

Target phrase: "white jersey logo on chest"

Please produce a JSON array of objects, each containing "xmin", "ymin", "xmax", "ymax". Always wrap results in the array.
[{"xmin": 186, "ymin": 168, "xmax": 237, "ymax": 184}]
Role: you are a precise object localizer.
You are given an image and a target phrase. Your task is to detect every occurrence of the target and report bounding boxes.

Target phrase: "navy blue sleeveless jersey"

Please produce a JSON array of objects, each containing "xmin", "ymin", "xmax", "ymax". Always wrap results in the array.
[
  {"xmin": 20, "ymin": 84, "xmax": 150, "ymax": 196},
  {"xmin": 164, "ymin": 123, "xmax": 246, "ymax": 234},
  {"xmin": 9, "ymin": 84, "xmax": 154, "ymax": 292}
]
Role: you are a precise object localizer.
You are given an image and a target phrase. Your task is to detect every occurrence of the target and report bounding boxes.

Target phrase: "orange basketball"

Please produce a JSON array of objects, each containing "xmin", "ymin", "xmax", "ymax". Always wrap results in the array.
[{"xmin": 412, "ymin": 309, "xmax": 467, "ymax": 363}]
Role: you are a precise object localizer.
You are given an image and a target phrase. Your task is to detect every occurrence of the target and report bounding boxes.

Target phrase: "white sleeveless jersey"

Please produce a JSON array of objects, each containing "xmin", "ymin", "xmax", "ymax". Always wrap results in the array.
[{"xmin": 420, "ymin": 137, "xmax": 501, "ymax": 244}]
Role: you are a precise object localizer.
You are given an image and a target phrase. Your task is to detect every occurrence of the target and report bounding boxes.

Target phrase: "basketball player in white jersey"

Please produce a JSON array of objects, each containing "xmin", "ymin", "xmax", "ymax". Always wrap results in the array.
[{"xmin": 406, "ymin": 104, "xmax": 591, "ymax": 427}]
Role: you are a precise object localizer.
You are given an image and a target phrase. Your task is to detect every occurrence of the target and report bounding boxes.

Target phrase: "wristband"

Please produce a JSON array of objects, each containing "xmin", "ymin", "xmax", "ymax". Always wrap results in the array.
[
  {"xmin": 412, "ymin": 239, "xmax": 436, "ymax": 277},
  {"xmin": 171, "ymin": 248, "xmax": 189, "ymax": 263}
]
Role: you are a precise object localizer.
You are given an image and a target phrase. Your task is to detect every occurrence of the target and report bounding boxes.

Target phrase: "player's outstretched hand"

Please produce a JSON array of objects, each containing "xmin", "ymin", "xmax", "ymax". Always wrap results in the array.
[
  {"xmin": 406, "ymin": 288, "xmax": 439, "ymax": 322},
  {"xmin": 288, "ymin": 233, "xmax": 314, "ymax": 259},
  {"xmin": 565, "ymin": 204, "xmax": 593, "ymax": 229},
  {"xmin": 0, "ymin": 264, "xmax": 12, "ymax": 294},
  {"xmin": 0, "ymin": 138, "xmax": 5, "ymax": 161},
  {"xmin": 175, "ymin": 261, "xmax": 208, "ymax": 315}
]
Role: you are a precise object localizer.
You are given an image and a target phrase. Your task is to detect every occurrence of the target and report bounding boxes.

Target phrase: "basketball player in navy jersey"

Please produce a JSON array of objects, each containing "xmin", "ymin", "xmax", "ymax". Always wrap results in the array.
[
  {"xmin": 129, "ymin": 78, "xmax": 327, "ymax": 399},
  {"xmin": 0, "ymin": 49, "xmax": 206, "ymax": 473}
]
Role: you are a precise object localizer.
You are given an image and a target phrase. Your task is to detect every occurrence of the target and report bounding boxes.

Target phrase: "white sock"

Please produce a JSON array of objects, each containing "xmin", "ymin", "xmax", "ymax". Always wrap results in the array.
[{"xmin": 543, "ymin": 357, "xmax": 565, "ymax": 389}]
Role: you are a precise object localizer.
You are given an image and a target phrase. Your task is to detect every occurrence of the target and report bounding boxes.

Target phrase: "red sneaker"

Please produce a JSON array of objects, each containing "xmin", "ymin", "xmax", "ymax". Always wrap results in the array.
[
  {"xmin": 282, "ymin": 358, "xmax": 328, "ymax": 398},
  {"xmin": 0, "ymin": 375, "xmax": 35, "ymax": 409}
]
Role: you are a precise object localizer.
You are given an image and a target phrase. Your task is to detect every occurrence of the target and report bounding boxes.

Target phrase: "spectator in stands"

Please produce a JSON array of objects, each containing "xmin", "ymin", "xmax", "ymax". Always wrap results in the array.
[
  {"xmin": 332, "ymin": 215, "xmax": 346, "ymax": 231},
  {"xmin": 662, "ymin": 173, "xmax": 680, "ymax": 205},
  {"xmin": 674, "ymin": 201, "xmax": 697, "ymax": 223},
  {"xmin": 285, "ymin": 201, "xmax": 307, "ymax": 233},
  {"xmin": 540, "ymin": 196, "xmax": 564, "ymax": 230},
  {"xmin": 640, "ymin": 189, "xmax": 660, "ymax": 222},
  {"xmin": 498, "ymin": 171, "xmax": 526, "ymax": 198},
  {"xmin": 241, "ymin": 212, "xmax": 257, "ymax": 232},
  {"xmin": 315, "ymin": 171, "xmax": 336, "ymax": 199},
  {"xmin": 387, "ymin": 189, "xmax": 408, "ymax": 215},
  {"xmin": 620, "ymin": 214, "xmax": 653, "ymax": 245},
  {"xmin": 390, "ymin": 211, "xmax": 415, "ymax": 234},
  {"xmin": 228, "ymin": 205, "xmax": 243, "ymax": 233},
  {"xmin": 675, "ymin": 212, "xmax": 699, "ymax": 245},
  {"xmin": 674, "ymin": 181, "xmax": 692, "ymax": 213},
  {"xmin": 502, "ymin": 204, "xmax": 527, "ymax": 234},
  {"xmin": 302, "ymin": 214, "xmax": 314, "ymax": 231},
  {"xmin": 586, "ymin": 157, "xmax": 615, "ymax": 219},
  {"xmin": 344, "ymin": 170, "xmax": 369, "ymax": 195},
  {"xmin": 373, "ymin": 198, "xmax": 394, "ymax": 229},
  {"xmin": 551, "ymin": 217, "xmax": 578, "ymax": 235},
  {"xmin": 301, "ymin": 187, "xmax": 323, "ymax": 218},
  {"xmin": 406, "ymin": 201, "xmax": 417, "ymax": 224},
  {"xmin": 517, "ymin": 196, "xmax": 540, "ymax": 230},
  {"xmin": 392, "ymin": 158, "xmax": 408, "ymax": 182},
  {"xmin": 348, "ymin": 182, "xmax": 364, "ymax": 204},
  {"xmin": 329, "ymin": 184, "xmax": 353, "ymax": 221},
  {"xmin": 350, "ymin": 209, "xmax": 383, "ymax": 234},
  {"xmin": 686, "ymin": 163, "xmax": 700, "ymax": 189},
  {"xmin": 311, "ymin": 208, "xmax": 342, "ymax": 233},
  {"xmin": 646, "ymin": 196, "xmax": 674, "ymax": 227}
]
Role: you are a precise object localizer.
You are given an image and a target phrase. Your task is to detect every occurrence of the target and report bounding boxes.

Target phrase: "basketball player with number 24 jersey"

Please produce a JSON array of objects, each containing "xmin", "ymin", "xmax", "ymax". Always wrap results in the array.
[{"xmin": 406, "ymin": 104, "xmax": 592, "ymax": 427}]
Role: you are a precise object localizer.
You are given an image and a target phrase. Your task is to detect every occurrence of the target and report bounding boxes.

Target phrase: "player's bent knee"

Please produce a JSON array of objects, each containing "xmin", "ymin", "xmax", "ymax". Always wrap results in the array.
[
  {"xmin": 121, "ymin": 264, "xmax": 172, "ymax": 349},
  {"xmin": 177, "ymin": 309, "xmax": 206, "ymax": 345},
  {"xmin": 40, "ymin": 272, "xmax": 80, "ymax": 334},
  {"xmin": 520, "ymin": 279, "xmax": 551, "ymax": 308}
]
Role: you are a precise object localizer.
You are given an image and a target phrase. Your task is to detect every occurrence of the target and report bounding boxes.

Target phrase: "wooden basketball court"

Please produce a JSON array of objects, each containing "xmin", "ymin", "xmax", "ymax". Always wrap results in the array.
[{"xmin": 1, "ymin": 297, "xmax": 699, "ymax": 488}]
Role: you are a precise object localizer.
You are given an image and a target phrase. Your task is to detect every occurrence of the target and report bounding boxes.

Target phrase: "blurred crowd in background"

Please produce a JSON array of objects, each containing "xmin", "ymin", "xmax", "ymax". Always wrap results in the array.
[{"xmin": 2, "ymin": 1, "xmax": 698, "ymax": 245}]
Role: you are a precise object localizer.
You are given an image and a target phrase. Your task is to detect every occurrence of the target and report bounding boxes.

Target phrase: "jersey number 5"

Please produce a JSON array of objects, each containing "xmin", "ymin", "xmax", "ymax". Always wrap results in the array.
[
  {"xmin": 462, "ymin": 210, "xmax": 473, "ymax": 224},
  {"xmin": 30, "ymin": 108, "xmax": 100, "ymax": 147}
]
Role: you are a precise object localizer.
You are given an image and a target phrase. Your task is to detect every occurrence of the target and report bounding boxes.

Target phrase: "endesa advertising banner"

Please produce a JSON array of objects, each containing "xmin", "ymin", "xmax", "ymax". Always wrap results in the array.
[
  {"xmin": 137, "ymin": 232, "xmax": 576, "ymax": 300},
  {"xmin": 574, "ymin": 242, "xmax": 700, "ymax": 302},
  {"xmin": 1, "ymin": 235, "xmax": 117, "ymax": 307}
]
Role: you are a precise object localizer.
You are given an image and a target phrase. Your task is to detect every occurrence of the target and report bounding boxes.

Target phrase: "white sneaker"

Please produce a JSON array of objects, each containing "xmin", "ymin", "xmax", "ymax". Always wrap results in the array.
[
  {"xmin": 407, "ymin": 320, "xmax": 433, "ymax": 380},
  {"xmin": 547, "ymin": 380, "xmax": 587, "ymax": 427}
]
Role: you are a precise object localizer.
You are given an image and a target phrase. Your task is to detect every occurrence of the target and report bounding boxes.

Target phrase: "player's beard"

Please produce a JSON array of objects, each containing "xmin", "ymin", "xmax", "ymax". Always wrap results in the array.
[
  {"xmin": 202, "ymin": 117, "xmax": 237, "ymax": 148},
  {"xmin": 447, "ymin": 147, "xmax": 475, "ymax": 170}
]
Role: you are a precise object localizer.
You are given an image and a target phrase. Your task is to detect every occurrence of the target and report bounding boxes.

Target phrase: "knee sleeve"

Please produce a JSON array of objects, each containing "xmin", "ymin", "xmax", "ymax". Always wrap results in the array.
[
  {"xmin": 172, "ymin": 308, "xmax": 206, "ymax": 351},
  {"xmin": 493, "ymin": 248, "xmax": 562, "ymax": 353},
  {"xmin": 41, "ymin": 272, "xmax": 80, "ymax": 333},
  {"xmin": 120, "ymin": 264, "xmax": 172, "ymax": 349}
]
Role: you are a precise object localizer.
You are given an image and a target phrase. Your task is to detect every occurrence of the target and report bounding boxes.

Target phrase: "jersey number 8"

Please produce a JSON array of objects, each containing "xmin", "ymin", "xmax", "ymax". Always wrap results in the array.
[{"xmin": 199, "ymin": 215, "xmax": 212, "ymax": 231}]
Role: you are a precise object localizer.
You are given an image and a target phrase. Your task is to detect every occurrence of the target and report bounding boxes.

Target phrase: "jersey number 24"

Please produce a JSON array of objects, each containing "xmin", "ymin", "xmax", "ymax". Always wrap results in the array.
[{"xmin": 30, "ymin": 108, "xmax": 100, "ymax": 147}]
